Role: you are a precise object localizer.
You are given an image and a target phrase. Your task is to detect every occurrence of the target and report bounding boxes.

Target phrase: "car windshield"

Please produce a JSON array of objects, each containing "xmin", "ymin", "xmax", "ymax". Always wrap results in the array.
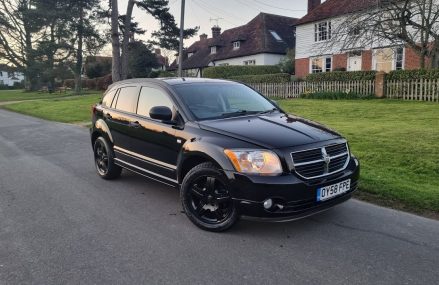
[{"xmin": 173, "ymin": 83, "xmax": 277, "ymax": 121}]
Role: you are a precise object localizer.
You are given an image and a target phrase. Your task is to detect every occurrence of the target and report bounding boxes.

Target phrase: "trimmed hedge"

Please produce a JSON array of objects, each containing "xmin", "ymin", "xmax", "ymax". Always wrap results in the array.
[
  {"xmin": 63, "ymin": 74, "xmax": 112, "ymax": 91},
  {"xmin": 300, "ymin": 91, "xmax": 375, "ymax": 100},
  {"xmin": 203, "ymin": 65, "xmax": 281, "ymax": 79},
  {"xmin": 306, "ymin": 71, "xmax": 377, "ymax": 82},
  {"xmin": 229, "ymin": 73, "xmax": 291, "ymax": 84},
  {"xmin": 386, "ymin": 69, "xmax": 439, "ymax": 80}
]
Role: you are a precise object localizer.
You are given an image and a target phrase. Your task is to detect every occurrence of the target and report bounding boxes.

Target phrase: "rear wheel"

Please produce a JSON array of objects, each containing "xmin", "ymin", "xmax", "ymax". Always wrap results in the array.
[
  {"xmin": 93, "ymin": 137, "xmax": 122, "ymax": 180},
  {"xmin": 181, "ymin": 162, "xmax": 238, "ymax": 232}
]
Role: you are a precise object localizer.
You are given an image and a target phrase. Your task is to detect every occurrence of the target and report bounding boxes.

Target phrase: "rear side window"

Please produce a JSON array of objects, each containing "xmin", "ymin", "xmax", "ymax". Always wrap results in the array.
[
  {"xmin": 102, "ymin": 89, "xmax": 117, "ymax": 108},
  {"xmin": 137, "ymin": 87, "xmax": 174, "ymax": 118},
  {"xmin": 115, "ymin": 87, "xmax": 139, "ymax": 113}
]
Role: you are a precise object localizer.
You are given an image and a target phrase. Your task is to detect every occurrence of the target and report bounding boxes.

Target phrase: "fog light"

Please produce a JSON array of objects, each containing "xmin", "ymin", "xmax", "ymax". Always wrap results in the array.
[{"xmin": 263, "ymin": 199, "xmax": 273, "ymax": 209}]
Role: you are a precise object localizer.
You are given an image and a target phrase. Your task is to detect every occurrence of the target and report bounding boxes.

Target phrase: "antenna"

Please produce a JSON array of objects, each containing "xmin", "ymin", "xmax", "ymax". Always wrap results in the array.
[{"xmin": 210, "ymin": 17, "xmax": 223, "ymax": 27}]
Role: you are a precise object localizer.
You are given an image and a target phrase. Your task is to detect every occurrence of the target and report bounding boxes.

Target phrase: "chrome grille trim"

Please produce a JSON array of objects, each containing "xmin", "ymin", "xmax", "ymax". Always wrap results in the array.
[{"xmin": 291, "ymin": 143, "xmax": 350, "ymax": 180}]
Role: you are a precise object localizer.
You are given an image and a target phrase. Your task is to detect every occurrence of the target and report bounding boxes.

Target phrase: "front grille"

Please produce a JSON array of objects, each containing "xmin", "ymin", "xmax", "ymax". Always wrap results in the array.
[{"xmin": 291, "ymin": 143, "xmax": 350, "ymax": 179}]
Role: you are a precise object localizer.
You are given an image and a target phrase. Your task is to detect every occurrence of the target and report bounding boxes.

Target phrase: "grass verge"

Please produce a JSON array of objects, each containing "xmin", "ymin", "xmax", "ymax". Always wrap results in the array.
[
  {"xmin": 2, "ymin": 94, "xmax": 101, "ymax": 123},
  {"xmin": 0, "ymin": 89, "xmax": 97, "ymax": 102},
  {"xmin": 279, "ymin": 99, "xmax": 439, "ymax": 216}
]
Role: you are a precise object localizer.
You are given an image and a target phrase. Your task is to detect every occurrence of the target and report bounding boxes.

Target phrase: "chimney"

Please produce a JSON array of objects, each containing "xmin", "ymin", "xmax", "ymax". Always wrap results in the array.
[
  {"xmin": 200, "ymin": 33, "xmax": 208, "ymax": 41},
  {"xmin": 211, "ymin": 26, "xmax": 221, "ymax": 38},
  {"xmin": 155, "ymin": 49, "xmax": 161, "ymax": 55},
  {"xmin": 308, "ymin": 0, "xmax": 321, "ymax": 13}
]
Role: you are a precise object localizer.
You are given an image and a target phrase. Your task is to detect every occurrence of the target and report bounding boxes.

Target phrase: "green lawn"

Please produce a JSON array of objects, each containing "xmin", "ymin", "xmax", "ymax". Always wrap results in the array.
[
  {"xmin": 0, "ymin": 89, "xmax": 97, "ymax": 102},
  {"xmin": 2, "ymin": 94, "xmax": 438, "ymax": 215},
  {"xmin": 279, "ymin": 99, "xmax": 439, "ymax": 215},
  {"xmin": 3, "ymin": 94, "xmax": 102, "ymax": 123}
]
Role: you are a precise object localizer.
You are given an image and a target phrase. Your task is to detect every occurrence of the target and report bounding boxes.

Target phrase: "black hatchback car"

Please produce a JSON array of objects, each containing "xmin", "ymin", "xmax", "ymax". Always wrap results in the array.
[{"xmin": 90, "ymin": 78, "xmax": 360, "ymax": 232}]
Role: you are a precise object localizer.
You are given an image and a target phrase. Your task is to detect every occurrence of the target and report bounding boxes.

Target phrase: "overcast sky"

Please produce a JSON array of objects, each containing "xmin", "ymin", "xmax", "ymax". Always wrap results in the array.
[{"xmin": 101, "ymin": 0, "xmax": 311, "ymax": 55}]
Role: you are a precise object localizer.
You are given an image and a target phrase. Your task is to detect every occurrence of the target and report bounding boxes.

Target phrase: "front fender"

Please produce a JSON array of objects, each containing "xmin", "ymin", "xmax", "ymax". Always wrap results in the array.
[{"xmin": 177, "ymin": 140, "xmax": 236, "ymax": 181}]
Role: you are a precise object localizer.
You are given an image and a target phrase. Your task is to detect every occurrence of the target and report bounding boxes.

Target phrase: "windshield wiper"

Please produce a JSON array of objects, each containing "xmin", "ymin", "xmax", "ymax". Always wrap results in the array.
[
  {"xmin": 221, "ymin": 110, "xmax": 250, "ymax": 118},
  {"xmin": 258, "ymin": 108, "xmax": 278, "ymax": 115}
]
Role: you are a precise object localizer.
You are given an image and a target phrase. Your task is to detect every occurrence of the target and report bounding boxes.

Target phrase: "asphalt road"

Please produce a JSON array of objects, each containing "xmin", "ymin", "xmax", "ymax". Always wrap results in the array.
[{"xmin": 0, "ymin": 109, "xmax": 438, "ymax": 285}]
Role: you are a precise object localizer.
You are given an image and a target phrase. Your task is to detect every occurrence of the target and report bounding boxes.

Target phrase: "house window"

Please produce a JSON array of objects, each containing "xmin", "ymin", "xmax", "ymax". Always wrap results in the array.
[
  {"xmin": 233, "ymin": 41, "xmax": 240, "ymax": 50},
  {"xmin": 0, "ymin": 72, "xmax": 3, "ymax": 77},
  {"xmin": 373, "ymin": 47, "xmax": 404, "ymax": 72},
  {"xmin": 314, "ymin": 21, "xmax": 331, "ymax": 42},
  {"xmin": 244, "ymin": 60, "xmax": 256, "ymax": 65},
  {"xmin": 311, "ymin": 56, "xmax": 332, "ymax": 73},
  {"xmin": 218, "ymin": 63, "xmax": 229, "ymax": 66},
  {"xmin": 211, "ymin": 46, "xmax": 217, "ymax": 54},
  {"xmin": 395, "ymin": 47, "xmax": 404, "ymax": 70},
  {"xmin": 269, "ymin": 30, "xmax": 283, "ymax": 42},
  {"xmin": 188, "ymin": 52, "xmax": 194, "ymax": 58}
]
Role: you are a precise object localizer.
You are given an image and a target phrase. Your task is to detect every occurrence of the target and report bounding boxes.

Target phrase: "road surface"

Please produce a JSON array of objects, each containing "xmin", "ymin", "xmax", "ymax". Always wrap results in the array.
[{"xmin": 0, "ymin": 109, "xmax": 438, "ymax": 285}]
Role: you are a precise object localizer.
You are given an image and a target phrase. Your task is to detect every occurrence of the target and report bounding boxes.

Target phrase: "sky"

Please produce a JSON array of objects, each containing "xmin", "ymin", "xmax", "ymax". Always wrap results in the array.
[{"xmin": 101, "ymin": 0, "xmax": 311, "ymax": 56}]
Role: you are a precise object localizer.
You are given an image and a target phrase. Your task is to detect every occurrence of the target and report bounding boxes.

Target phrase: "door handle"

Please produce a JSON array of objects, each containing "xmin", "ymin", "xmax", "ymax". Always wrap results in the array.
[{"xmin": 130, "ymin": 121, "xmax": 141, "ymax": 128}]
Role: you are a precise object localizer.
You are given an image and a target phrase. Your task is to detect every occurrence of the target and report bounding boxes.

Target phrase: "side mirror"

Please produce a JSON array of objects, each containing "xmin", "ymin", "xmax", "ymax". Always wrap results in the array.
[{"xmin": 150, "ymin": 106, "xmax": 173, "ymax": 121}]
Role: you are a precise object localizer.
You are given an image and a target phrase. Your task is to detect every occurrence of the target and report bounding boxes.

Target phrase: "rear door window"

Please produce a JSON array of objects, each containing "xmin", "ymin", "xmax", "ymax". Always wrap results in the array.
[
  {"xmin": 115, "ymin": 86, "xmax": 139, "ymax": 113},
  {"xmin": 137, "ymin": 87, "xmax": 174, "ymax": 118},
  {"xmin": 102, "ymin": 89, "xmax": 117, "ymax": 108}
]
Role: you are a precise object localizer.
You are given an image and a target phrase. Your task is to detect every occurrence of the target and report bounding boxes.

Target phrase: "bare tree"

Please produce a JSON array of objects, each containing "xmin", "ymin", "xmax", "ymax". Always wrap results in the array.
[{"xmin": 323, "ymin": 0, "xmax": 439, "ymax": 69}]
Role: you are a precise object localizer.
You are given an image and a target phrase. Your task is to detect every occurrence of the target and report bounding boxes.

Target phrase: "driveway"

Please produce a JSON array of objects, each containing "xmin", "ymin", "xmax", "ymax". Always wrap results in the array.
[{"xmin": 0, "ymin": 109, "xmax": 438, "ymax": 285}]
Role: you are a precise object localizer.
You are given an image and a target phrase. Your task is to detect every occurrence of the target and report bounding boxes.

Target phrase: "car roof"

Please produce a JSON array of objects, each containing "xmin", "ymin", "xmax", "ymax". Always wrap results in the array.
[{"xmin": 107, "ymin": 78, "xmax": 235, "ymax": 90}]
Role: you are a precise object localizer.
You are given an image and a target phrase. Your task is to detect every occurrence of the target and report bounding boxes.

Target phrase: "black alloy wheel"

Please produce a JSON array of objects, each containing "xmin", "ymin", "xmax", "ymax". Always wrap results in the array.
[
  {"xmin": 181, "ymin": 162, "xmax": 238, "ymax": 232},
  {"xmin": 93, "ymin": 137, "xmax": 122, "ymax": 180}
]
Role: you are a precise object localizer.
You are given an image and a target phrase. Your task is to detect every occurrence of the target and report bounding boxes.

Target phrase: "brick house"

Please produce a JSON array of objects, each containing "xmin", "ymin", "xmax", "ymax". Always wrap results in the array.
[
  {"xmin": 169, "ymin": 13, "xmax": 298, "ymax": 77},
  {"xmin": 295, "ymin": 0, "xmax": 426, "ymax": 78}
]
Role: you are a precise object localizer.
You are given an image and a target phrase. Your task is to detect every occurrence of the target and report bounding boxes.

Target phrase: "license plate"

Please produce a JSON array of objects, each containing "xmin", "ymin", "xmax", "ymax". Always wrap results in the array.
[{"xmin": 317, "ymin": 179, "xmax": 351, "ymax": 202}]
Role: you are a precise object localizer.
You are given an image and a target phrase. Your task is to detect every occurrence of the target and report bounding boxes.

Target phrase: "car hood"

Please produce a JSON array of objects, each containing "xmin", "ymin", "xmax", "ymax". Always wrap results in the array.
[{"xmin": 198, "ymin": 113, "xmax": 342, "ymax": 149}]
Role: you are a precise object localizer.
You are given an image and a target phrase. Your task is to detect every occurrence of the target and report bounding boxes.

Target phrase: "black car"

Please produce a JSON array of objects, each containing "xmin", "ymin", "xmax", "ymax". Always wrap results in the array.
[{"xmin": 90, "ymin": 78, "xmax": 360, "ymax": 232}]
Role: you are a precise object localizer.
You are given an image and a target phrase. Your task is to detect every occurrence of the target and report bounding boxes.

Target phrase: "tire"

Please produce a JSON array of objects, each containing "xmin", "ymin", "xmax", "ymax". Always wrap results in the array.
[
  {"xmin": 180, "ymin": 162, "xmax": 239, "ymax": 232},
  {"xmin": 93, "ymin": 137, "xmax": 122, "ymax": 180}
]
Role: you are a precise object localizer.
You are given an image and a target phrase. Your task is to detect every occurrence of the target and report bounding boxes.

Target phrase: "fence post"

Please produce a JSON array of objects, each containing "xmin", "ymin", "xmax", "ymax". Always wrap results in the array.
[{"xmin": 375, "ymin": 71, "xmax": 386, "ymax": 98}]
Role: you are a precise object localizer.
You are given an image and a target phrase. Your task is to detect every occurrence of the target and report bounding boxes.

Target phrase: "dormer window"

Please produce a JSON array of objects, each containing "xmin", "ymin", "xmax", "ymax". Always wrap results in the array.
[
  {"xmin": 269, "ymin": 30, "xmax": 283, "ymax": 42},
  {"xmin": 188, "ymin": 52, "xmax": 194, "ymax": 58},
  {"xmin": 211, "ymin": 46, "xmax": 217, "ymax": 54},
  {"xmin": 233, "ymin": 41, "xmax": 240, "ymax": 50}
]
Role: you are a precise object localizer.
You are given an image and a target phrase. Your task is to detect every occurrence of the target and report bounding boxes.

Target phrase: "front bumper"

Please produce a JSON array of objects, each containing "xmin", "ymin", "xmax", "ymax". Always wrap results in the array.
[{"xmin": 226, "ymin": 157, "xmax": 360, "ymax": 221}]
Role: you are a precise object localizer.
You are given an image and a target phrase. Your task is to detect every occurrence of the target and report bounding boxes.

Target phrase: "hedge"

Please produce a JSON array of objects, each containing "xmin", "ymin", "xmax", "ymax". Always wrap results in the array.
[
  {"xmin": 229, "ymin": 73, "xmax": 291, "ymax": 84},
  {"xmin": 63, "ymin": 74, "xmax": 112, "ymax": 91},
  {"xmin": 203, "ymin": 65, "xmax": 281, "ymax": 79},
  {"xmin": 306, "ymin": 71, "xmax": 377, "ymax": 82},
  {"xmin": 386, "ymin": 69, "xmax": 439, "ymax": 80}
]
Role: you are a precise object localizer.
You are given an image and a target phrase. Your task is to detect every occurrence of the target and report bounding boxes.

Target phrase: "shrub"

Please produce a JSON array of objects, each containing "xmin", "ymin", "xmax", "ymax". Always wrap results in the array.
[
  {"xmin": 229, "ymin": 73, "xmax": 291, "ymax": 84},
  {"xmin": 203, "ymin": 65, "xmax": 281, "ymax": 79},
  {"xmin": 386, "ymin": 69, "xmax": 439, "ymax": 80},
  {"xmin": 63, "ymin": 79, "xmax": 75, "ymax": 88},
  {"xmin": 96, "ymin": 74, "xmax": 112, "ymax": 90},
  {"xmin": 149, "ymin": 70, "xmax": 176, "ymax": 78},
  {"xmin": 86, "ymin": 78, "xmax": 97, "ymax": 90},
  {"xmin": 300, "ymin": 91, "xmax": 375, "ymax": 100},
  {"xmin": 306, "ymin": 71, "xmax": 376, "ymax": 82}
]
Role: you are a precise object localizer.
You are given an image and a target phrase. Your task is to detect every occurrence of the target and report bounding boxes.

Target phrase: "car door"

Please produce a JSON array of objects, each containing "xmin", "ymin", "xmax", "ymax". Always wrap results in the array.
[
  {"xmin": 128, "ymin": 85, "xmax": 181, "ymax": 183},
  {"xmin": 103, "ymin": 86, "xmax": 140, "ymax": 151}
]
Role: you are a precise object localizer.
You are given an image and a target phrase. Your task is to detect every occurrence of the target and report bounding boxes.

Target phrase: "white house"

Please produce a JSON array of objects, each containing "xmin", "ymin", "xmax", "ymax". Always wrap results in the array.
[
  {"xmin": 169, "ymin": 13, "xmax": 298, "ymax": 77},
  {"xmin": 295, "ymin": 0, "xmax": 429, "ymax": 78},
  {"xmin": 0, "ymin": 65, "xmax": 24, "ymax": 87}
]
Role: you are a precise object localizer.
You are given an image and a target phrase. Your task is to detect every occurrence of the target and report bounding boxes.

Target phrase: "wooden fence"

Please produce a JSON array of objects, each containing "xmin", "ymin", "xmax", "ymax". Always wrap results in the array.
[
  {"xmin": 248, "ymin": 81, "xmax": 375, "ymax": 99},
  {"xmin": 386, "ymin": 79, "xmax": 439, "ymax": 102}
]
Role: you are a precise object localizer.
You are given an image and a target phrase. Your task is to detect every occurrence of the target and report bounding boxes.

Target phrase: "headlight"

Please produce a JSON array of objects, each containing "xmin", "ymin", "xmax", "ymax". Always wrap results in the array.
[{"xmin": 224, "ymin": 149, "xmax": 283, "ymax": 176}]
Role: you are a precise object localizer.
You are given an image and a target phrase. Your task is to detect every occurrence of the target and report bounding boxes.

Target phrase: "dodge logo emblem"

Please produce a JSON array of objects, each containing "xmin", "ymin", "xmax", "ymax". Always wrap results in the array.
[{"xmin": 322, "ymin": 148, "xmax": 331, "ymax": 173}]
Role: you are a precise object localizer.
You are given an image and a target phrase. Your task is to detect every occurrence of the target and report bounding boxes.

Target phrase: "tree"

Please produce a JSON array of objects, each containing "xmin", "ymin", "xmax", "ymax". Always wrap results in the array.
[
  {"xmin": 325, "ymin": 0, "xmax": 439, "ymax": 69},
  {"xmin": 109, "ymin": 0, "xmax": 198, "ymax": 82},
  {"xmin": 127, "ymin": 41, "xmax": 159, "ymax": 78},
  {"xmin": 0, "ymin": 0, "xmax": 42, "ymax": 90}
]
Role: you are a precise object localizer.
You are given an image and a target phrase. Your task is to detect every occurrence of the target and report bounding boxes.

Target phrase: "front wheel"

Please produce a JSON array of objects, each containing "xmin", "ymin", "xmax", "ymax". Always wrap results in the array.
[
  {"xmin": 93, "ymin": 137, "xmax": 122, "ymax": 180},
  {"xmin": 180, "ymin": 162, "xmax": 239, "ymax": 232}
]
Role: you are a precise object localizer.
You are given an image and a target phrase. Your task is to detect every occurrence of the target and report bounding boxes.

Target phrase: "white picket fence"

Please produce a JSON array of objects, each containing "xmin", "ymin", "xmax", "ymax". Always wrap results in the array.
[
  {"xmin": 386, "ymin": 79, "xmax": 439, "ymax": 102},
  {"xmin": 248, "ymin": 81, "xmax": 375, "ymax": 99}
]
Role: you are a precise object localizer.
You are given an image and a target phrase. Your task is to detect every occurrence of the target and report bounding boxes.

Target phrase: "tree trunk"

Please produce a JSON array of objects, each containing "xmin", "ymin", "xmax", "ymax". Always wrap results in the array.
[
  {"xmin": 121, "ymin": 0, "xmax": 135, "ymax": 80},
  {"xmin": 111, "ymin": 0, "xmax": 122, "ymax": 82},
  {"xmin": 74, "ymin": 1, "xmax": 84, "ymax": 94}
]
